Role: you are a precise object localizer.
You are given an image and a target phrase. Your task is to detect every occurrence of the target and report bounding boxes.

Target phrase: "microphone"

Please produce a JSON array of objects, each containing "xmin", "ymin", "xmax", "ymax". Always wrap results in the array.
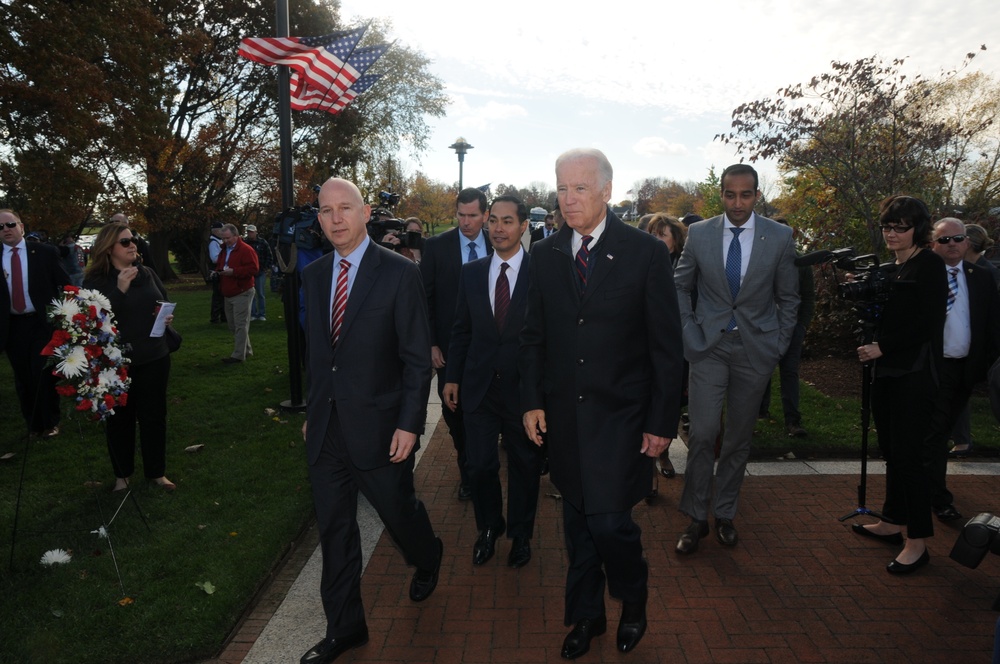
[{"xmin": 794, "ymin": 250, "xmax": 834, "ymax": 267}]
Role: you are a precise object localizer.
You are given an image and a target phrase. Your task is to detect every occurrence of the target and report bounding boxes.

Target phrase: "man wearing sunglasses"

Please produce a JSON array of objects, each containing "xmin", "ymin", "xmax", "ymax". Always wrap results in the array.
[
  {"xmin": 927, "ymin": 217, "xmax": 1000, "ymax": 523},
  {"xmin": 0, "ymin": 209, "xmax": 70, "ymax": 437}
]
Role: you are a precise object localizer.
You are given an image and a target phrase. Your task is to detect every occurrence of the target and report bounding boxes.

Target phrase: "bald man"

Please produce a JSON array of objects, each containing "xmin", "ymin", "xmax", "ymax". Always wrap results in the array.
[{"xmin": 298, "ymin": 178, "xmax": 441, "ymax": 664}]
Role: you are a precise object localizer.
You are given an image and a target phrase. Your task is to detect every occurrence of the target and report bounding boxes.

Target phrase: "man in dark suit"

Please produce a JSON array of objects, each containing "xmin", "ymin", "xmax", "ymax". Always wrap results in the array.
[
  {"xmin": 673, "ymin": 164, "xmax": 799, "ymax": 555},
  {"xmin": 298, "ymin": 178, "xmax": 441, "ymax": 664},
  {"xmin": 1, "ymin": 209, "xmax": 70, "ymax": 437},
  {"xmin": 927, "ymin": 217, "xmax": 1000, "ymax": 521},
  {"xmin": 521, "ymin": 149, "xmax": 683, "ymax": 658},
  {"xmin": 530, "ymin": 212, "xmax": 556, "ymax": 245},
  {"xmin": 444, "ymin": 195, "xmax": 541, "ymax": 570},
  {"xmin": 420, "ymin": 188, "xmax": 493, "ymax": 500}
]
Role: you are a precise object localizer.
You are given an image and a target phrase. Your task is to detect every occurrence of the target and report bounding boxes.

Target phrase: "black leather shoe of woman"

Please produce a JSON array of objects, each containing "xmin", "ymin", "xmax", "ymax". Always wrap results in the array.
[{"xmin": 851, "ymin": 523, "xmax": 903, "ymax": 546}]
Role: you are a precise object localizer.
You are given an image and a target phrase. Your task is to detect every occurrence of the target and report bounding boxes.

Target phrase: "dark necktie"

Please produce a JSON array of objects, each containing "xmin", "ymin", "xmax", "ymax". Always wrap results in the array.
[
  {"xmin": 330, "ymin": 259, "xmax": 350, "ymax": 347},
  {"xmin": 468, "ymin": 242, "xmax": 478, "ymax": 262},
  {"xmin": 947, "ymin": 267, "xmax": 959, "ymax": 313},
  {"xmin": 494, "ymin": 262, "xmax": 510, "ymax": 331},
  {"xmin": 10, "ymin": 247, "xmax": 26, "ymax": 313},
  {"xmin": 576, "ymin": 235, "xmax": 593, "ymax": 290},
  {"xmin": 726, "ymin": 227, "xmax": 744, "ymax": 331}
]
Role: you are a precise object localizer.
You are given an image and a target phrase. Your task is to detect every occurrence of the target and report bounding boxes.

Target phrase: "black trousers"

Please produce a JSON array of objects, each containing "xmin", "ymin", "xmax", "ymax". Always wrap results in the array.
[
  {"xmin": 871, "ymin": 368, "xmax": 936, "ymax": 539},
  {"xmin": 436, "ymin": 367, "xmax": 467, "ymax": 486},
  {"xmin": 308, "ymin": 406, "xmax": 438, "ymax": 639},
  {"xmin": 927, "ymin": 358, "xmax": 973, "ymax": 509},
  {"xmin": 106, "ymin": 354, "xmax": 170, "ymax": 479},
  {"xmin": 5, "ymin": 313, "xmax": 61, "ymax": 433},
  {"xmin": 464, "ymin": 377, "xmax": 542, "ymax": 537},
  {"xmin": 562, "ymin": 500, "xmax": 647, "ymax": 625}
]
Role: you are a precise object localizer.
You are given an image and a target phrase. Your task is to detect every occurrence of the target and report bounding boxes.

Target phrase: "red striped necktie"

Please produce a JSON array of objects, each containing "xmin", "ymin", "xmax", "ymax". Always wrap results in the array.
[
  {"xmin": 330, "ymin": 259, "xmax": 350, "ymax": 347},
  {"xmin": 494, "ymin": 262, "xmax": 510, "ymax": 331}
]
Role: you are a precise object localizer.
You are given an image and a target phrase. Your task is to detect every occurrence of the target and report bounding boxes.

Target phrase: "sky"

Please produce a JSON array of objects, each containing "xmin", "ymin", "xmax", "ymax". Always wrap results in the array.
[{"xmin": 336, "ymin": 0, "xmax": 999, "ymax": 204}]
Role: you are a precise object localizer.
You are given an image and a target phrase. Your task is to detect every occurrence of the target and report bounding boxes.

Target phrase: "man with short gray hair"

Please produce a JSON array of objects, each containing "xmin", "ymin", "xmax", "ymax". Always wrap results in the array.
[{"xmin": 214, "ymin": 223, "xmax": 258, "ymax": 363}]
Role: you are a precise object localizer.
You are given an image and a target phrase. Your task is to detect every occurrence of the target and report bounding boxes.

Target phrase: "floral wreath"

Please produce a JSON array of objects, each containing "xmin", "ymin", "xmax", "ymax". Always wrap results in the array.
[{"xmin": 41, "ymin": 286, "xmax": 130, "ymax": 422}]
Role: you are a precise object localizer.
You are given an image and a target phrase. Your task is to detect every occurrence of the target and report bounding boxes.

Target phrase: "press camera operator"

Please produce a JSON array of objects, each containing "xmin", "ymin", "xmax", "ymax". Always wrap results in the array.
[
  {"xmin": 366, "ymin": 192, "xmax": 425, "ymax": 263},
  {"xmin": 850, "ymin": 195, "xmax": 947, "ymax": 575}
]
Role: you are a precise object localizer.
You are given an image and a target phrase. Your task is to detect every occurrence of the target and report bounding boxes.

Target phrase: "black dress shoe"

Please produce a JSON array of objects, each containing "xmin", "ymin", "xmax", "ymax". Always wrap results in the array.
[
  {"xmin": 507, "ymin": 536, "xmax": 531, "ymax": 568},
  {"xmin": 561, "ymin": 615, "xmax": 607, "ymax": 659},
  {"xmin": 472, "ymin": 519, "xmax": 506, "ymax": 566},
  {"xmin": 299, "ymin": 627, "xmax": 369, "ymax": 664},
  {"xmin": 934, "ymin": 505, "xmax": 963, "ymax": 523},
  {"xmin": 676, "ymin": 520, "xmax": 709, "ymax": 554},
  {"xmin": 457, "ymin": 484, "xmax": 472, "ymax": 500},
  {"xmin": 658, "ymin": 454, "xmax": 675, "ymax": 478},
  {"xmin": 410, "ymin": 537, "xmax": 443, "ymax": 602},
  {"xmin": 948, "ymin": 443, "xmax": 974, "ymax": 458},
  {"xmin": 715, "ymin": 518, "xmax": 738, "ymax": 547},
  {"xmin": 887, "ymin": 549, "xmax": 930, "ymax": 575},
  {"xmin": 616, "ymin": 601, "xmax": 647, "ymax": 653},
  {"xmin": 851, "ymin": 523, "xmax": 904, "ymax": 545}
]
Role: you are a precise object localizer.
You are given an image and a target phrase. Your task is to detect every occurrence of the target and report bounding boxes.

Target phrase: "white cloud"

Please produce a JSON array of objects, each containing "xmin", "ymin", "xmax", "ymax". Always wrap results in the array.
[
  {"xmin": 453, "ymin": 100, "xmax": 528, "ymax": 131},
  {"xmin": 633, "ymin": 137, "xmax": 688, "ymax": 157}
]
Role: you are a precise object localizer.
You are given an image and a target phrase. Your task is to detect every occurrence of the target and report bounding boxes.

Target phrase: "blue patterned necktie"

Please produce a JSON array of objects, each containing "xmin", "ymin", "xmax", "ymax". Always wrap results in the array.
[
  {"xmin": 947, "ymin": 267, "xmax": 959, "ymax": 313},
  {"xmin": 467, "ymin": 241, "xmax": 478, "ymax": 262},
  {"xmin": 726, "ymin": 227, "xmax": 744, "ymax": 331}
]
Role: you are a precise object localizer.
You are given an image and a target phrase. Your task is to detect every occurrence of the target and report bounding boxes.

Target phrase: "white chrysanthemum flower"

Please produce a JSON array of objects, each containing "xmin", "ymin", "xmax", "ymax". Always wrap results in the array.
[
  {"xmin": 98, "ymin": 367, "xmax": 123, "ymax": 388},
  {"xmin": 56, "ymin": 346, "xmax": 89, "ymax": 379},
  {"xmin": 51, "ymin": 297, "xmax": 81, "ymax": 319},
  {"xmin": 40, "ymin": 549, "xmax": 72, "ymax": 566},
  {"xmin": 87, "ymin": 291, "xmax": 112, "ymax": 312},
  {"xmin": 104, "ymin": 345, "xmax": 123, "ymax": 363}
]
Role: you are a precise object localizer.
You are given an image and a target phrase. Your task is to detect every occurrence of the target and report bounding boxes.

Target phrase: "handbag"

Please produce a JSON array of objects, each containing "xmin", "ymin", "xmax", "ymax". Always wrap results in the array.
[{"xmin": 164, "ymin": 325, "xmax": 182, "ymax": 353}]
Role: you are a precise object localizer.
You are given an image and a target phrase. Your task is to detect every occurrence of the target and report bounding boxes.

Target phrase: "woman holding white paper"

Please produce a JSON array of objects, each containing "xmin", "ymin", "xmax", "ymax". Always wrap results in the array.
[{"xmin": 83, "ymin": 222, "xmax": 176, "ymax": 491}]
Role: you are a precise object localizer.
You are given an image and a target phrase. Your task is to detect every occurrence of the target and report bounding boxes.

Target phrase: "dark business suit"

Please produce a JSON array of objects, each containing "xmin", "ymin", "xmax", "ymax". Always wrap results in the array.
[
  {"xmin": 420, "ymin": 227, "xmax": 492, "ymax": 489},
  {"xmin": 447, "ymin": 250, "xmax": 541, "ymax": 538},
  {"xmin": 520, "ymin": 209, "xmax": 683, "ymax": 623},
  {"xmin": 1, "ymin": 241, "xmax": 70, "ymax": 433},
  {"xmin": 928, "ymin": 260, "xmax": 1000, "ymax": 508},
  {"xmin": 302, "ymin": 240, "xmax": 438, "ymax": 639}
]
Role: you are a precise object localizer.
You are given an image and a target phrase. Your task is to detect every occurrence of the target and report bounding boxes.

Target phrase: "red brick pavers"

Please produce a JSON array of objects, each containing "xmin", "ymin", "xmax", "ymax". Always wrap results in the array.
[{"xmin": 218, "ymin": 421, "xmax": 1000, "ymax": 663}]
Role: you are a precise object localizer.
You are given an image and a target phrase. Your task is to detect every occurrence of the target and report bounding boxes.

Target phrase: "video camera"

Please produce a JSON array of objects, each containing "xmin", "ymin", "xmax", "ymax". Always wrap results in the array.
[
  {"xmin": 366, "ymin": 191, "xmax": 424, "ymax": 253},
  {"xmin": 795, "ymin": 247, "xmax": 896, "ymax": 327},
  {"xmin": 950, "ymin": 513, "xmax": 1000, "ymax": 608}
]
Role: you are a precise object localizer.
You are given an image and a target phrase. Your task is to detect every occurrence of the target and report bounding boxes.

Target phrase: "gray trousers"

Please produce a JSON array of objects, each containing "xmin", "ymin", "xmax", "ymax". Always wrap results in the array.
[{"xmin": 679, "ymin": 330, "xmax": 773, "ymax": 522}]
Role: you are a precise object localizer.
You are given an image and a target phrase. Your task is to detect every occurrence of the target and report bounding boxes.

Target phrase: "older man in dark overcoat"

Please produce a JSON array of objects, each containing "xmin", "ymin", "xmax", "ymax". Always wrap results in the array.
[{"xmin": 520, "ymin": 148, "xmax": 683, "ymax": 659}]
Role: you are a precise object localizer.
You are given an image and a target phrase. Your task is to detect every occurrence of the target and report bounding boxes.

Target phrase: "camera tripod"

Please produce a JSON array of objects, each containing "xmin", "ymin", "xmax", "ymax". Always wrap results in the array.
[{"xmin": 839, "ymin": 347, "xmax": 885, "ymax": 523}]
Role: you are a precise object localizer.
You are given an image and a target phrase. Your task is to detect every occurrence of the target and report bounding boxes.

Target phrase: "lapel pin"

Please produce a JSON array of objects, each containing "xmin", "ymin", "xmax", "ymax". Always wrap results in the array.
[{"xmin": 606, "ymin": 254, "xmax": 614, "ymax": 260}]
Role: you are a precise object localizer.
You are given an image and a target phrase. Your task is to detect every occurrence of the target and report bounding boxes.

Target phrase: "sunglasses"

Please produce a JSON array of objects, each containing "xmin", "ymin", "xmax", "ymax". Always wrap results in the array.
[
  {"xmin": 935, "ymin": 234, "xmax": 966, "ymax": 245},
  {"xmin": 880, "ymin": 224, "xmax": 913, "ymax": 234},
  {"xmin": 2, "ymin": 222, "xmax": 18, "ymax": 229},
  {"xmin": 118, "ymin": 237, "xmax": 135, "ymax": 247}
]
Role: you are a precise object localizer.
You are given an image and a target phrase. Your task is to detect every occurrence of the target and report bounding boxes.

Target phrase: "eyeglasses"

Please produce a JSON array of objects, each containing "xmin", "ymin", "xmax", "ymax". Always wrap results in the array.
[
  {"xmin": 935, "ymin": 234, "xmax": 967, "ymax": 245},
  {"xmin": 2, "ymin": 222, "xmax": 18, "ymax": 229},
  {"xmin": 880, "ymin": 224, "xmax": 913, "ymax": 234},
  {"xmin": 118, "ymin": 238, "xmax": 135, "ymax": 247}
]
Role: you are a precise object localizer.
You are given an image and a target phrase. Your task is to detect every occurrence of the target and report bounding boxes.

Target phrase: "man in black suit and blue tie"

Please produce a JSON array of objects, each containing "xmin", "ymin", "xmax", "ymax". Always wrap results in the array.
[
  {"xmin": 1, "ymin": 209, "xmax": 69, "ymax": 437},
  {"xmin": 443, "ymin": 195, "xmax": 541, "ymax": 570},
  {"xmin": 298, "ymin": 178, "xmax": 441, "ymax": 664},
  {"xmin": 420, "ymin": 188, "xmax": 493, "ymax": 500}
]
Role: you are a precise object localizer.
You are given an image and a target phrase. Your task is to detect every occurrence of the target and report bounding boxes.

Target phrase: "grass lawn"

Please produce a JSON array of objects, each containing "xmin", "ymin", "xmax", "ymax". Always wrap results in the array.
[{"xmin": 0, "ymin": 281, "xmax": 314, "ymax": 664}]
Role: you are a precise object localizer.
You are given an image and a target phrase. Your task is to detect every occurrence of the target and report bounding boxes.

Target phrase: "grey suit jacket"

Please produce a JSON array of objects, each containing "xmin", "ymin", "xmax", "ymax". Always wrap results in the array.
[{"xmin": 673, "ymin": 214, "xmax": 799, "ymax": 374}]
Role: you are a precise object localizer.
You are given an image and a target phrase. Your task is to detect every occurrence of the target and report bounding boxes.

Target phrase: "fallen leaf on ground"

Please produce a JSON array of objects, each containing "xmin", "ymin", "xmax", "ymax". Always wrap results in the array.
[
  {"xmin": 195, "ymin": 581, "xmax": 216, "ymax": 594},
  {"xmin": 0, "ymin": 452, "xmax": 15, "ymax": 461},
  {"xmin": 118, "ymin": 597, "xmax": 134, "ymax": 606},
  {"xmin": 185, "ymin": 444, "xmax": 204, "ymax": 453}
]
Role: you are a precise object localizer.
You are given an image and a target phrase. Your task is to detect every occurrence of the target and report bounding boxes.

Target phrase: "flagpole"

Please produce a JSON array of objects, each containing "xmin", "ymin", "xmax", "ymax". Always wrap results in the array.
[{"xmin": 276, "ymin": 0, "xmax": 306, "ymax": 411}]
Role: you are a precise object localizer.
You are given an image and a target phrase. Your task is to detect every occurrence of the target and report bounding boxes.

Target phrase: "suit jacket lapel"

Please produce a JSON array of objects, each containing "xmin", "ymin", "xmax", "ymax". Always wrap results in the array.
[
  {"xmin": 581, "ymin": 212, "xmax": 622, "ymax": 305},
  {"xmin": 552, "ymin": 226, "xmax": 581, "ymax": 306},
  {"xmin": 336, "ymin": 243, "xmax": 381, "ymax": 346}
]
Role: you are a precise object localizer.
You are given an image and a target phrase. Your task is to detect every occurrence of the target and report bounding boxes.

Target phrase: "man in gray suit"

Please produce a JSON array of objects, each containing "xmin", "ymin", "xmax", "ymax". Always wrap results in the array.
[{"xmin": 673, "ymin": 163, "xmax": 799, "ymax": 554}]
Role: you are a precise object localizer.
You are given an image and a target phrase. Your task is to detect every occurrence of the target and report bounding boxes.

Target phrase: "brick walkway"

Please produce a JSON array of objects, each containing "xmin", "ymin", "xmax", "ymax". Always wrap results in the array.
[{"xmin": 215, "ymin": 421, "xmax": 1000, "ymax": 663}]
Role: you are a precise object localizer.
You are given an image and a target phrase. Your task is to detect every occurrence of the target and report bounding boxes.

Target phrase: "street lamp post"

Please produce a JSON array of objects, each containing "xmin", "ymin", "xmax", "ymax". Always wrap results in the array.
[{"xmin": 449, "ymin": 137, "xmax": 473, "ymax": 192}]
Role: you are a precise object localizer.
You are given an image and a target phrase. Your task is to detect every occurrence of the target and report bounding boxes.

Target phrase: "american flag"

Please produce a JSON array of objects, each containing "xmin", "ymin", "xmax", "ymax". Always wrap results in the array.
[
  {"xmin": 239, "ymin": 28, "xmax": 367, "ymax": 96},
  {"xmin": 290, "ymin": 74, "xmax": 381, "ymax": 112}
]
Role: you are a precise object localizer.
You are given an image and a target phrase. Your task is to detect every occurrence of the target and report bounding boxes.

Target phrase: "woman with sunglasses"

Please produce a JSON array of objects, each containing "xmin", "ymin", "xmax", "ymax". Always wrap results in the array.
[
  {"xmin": 84, "ymin": 222, "xmax": 176, "ymax": 492},
  {"xmin": 851, "ymin": 195, "xmax": 946, "ymax": 573}
]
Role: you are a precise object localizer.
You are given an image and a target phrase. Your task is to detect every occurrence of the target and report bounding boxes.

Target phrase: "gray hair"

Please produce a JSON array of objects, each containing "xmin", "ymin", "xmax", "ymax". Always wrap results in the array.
[
  {"xmin": 221, "ymin": 223, "xmax": 239, "ymax": 236},
  {"xmin": 556, "ymin": 148, "xmax": 613, "ymax": 187}
]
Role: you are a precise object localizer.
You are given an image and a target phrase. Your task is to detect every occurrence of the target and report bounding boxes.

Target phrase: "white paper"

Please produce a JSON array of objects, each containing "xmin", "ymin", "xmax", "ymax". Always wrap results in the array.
[{"xmin": 150, "ymin": 301, "xmax": 177, "ymax": 337}]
